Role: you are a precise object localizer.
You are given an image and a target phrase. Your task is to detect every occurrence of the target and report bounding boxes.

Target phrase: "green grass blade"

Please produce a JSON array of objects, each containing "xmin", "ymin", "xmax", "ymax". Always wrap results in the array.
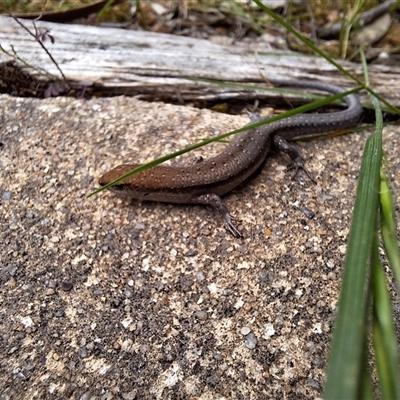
[
  {"xmin": 323, "ymin": 94, "xmax": 382, "ymax": 400},
  {"xmin": 372, "ymin": 233, "xmax": 400, "ymax": 399},
  {"xmin": 374, "ymin": 96, "xmax": 400, "ymax": 398},
  {"xmin": 338, "ymin": 0, "xmax": 365, "ymax": 59},
  {"xmin": 363, "ymin": 49, "xmax": 399, "ymax": 396},
  {"xmin": 380, "ymin": 170, "xmax": 400, "ymax": 287}
]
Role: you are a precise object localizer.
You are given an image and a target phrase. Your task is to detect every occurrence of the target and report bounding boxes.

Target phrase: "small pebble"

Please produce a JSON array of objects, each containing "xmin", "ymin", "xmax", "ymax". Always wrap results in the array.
[
  {"xmin": 61, "ymin": 281, "xmax": 73, "ymax": 291},
  {"xmin": 2, "ymin": 191, "xmax": 12, "ymax": 201},
  {"xmin": 213, "ymin": 353, "xmax": 223, "ymax": 361},
  {"xmin": 301, "ymin": 207, "xmax": 315, "ymax": 219},
  {"xmin": 194, "ymin": 311, "xmax": 208, "ymax": 320},
  {"xmin": 205, "ymin": 374, "xmax": 220, "ymax": 386},
  {"xmin": 79, "ymin": 348, "xmax": 88, "ymax": 358},
  {"xmin": 55, "ymin": 310, "xmax": 65, "ymax": 318},
  {"xmin": 240, "ymin": 326, "xmax": 251, "ymax": 335},
  {"xmin": 244, "ymin": 332, "xmax": 257, "ymax": 350},
  {"xmin": 195, "ymin": 271, "xmax": 205, "ymax": 281},
  {"xmin": 15, "ymin": 372, "xmax": 27, "ymax": 380}
]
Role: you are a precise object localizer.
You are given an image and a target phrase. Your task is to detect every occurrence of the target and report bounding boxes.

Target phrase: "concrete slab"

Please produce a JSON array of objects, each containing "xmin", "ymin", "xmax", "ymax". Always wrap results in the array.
[{"xmin": 0, "ymin": 94, "xmax": 397, "ymax": 399}]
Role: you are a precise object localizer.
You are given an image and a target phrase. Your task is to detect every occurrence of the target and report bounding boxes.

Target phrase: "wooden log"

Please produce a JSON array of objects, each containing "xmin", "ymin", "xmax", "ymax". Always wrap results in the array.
[{"xmin": 0, "ymin": 15, "xmax": 399, "ymax": 106}]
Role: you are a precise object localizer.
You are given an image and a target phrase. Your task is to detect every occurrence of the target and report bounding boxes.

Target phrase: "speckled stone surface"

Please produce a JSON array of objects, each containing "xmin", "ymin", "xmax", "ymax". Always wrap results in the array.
[{"xmin": 0, "ymin": 94, "xmax": 398, "ymax": 399}]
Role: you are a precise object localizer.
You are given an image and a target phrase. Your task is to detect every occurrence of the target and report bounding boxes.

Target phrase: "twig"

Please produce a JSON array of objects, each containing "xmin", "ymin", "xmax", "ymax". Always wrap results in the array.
[{"xmin": 11, "ymin": 15, "xmax": 69, "ymax": 85}]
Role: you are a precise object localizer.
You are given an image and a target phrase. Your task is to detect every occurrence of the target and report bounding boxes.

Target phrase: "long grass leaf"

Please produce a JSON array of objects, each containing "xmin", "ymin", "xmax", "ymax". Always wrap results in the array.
[
  {"xmin": 323, "ymin": 92, "xmax": 382, "ymax": 400},
  {"xmin": 372, "ymin": 233, "xmax": 400, "ymax": 399},
  {"xmin": 380, "ymin": 170, "xmax": 400, "ymax": 287}
]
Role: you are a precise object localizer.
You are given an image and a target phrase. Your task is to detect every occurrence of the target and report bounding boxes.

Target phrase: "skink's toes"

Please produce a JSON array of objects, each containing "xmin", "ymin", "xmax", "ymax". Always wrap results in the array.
[
  {"xmin": 224, "ymin": 218, "xmax": 243, "ymax": 238},
  {"xmin": 288, "ymin": 158, "xmax": 317, "ymax": 184},
  {"xmin": 195, "ymin": 193, "xmax": 244, "ymax": 238}
]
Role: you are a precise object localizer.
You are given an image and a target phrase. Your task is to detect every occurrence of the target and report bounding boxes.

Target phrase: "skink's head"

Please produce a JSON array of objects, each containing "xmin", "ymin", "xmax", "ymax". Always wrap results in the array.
[{"xmin": 98, "ymin": 164, "xmax": 141, "ymax": 191}]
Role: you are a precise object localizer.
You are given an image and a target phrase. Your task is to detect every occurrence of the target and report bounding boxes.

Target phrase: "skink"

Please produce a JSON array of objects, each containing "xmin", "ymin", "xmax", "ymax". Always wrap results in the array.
[{"xmin": 99, "ymin": 80, "xmax": 363, "ymax": 237}]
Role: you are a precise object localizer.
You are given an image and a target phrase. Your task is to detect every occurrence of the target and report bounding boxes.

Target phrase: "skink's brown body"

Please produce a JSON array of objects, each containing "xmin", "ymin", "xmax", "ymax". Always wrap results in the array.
[{"xmin": 99, "ymin": 80, "xmax": 363, "ymax": 237}]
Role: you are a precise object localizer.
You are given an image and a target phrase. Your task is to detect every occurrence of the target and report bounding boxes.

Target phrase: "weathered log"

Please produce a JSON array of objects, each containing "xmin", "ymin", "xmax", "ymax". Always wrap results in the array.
[{"xmin": 0, "ymin": 15, "xmax": 399, "ymax": 106}]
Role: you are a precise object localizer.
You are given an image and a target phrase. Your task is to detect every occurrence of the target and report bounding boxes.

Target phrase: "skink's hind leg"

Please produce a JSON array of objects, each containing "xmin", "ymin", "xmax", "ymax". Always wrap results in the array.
[
  {"xmin": 193, "ymin": 193, "xmax": 243, "ymax": 238},
  {"xmin": 273, "ymin": 134, "xmax": 316, "ymax": 183}
]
